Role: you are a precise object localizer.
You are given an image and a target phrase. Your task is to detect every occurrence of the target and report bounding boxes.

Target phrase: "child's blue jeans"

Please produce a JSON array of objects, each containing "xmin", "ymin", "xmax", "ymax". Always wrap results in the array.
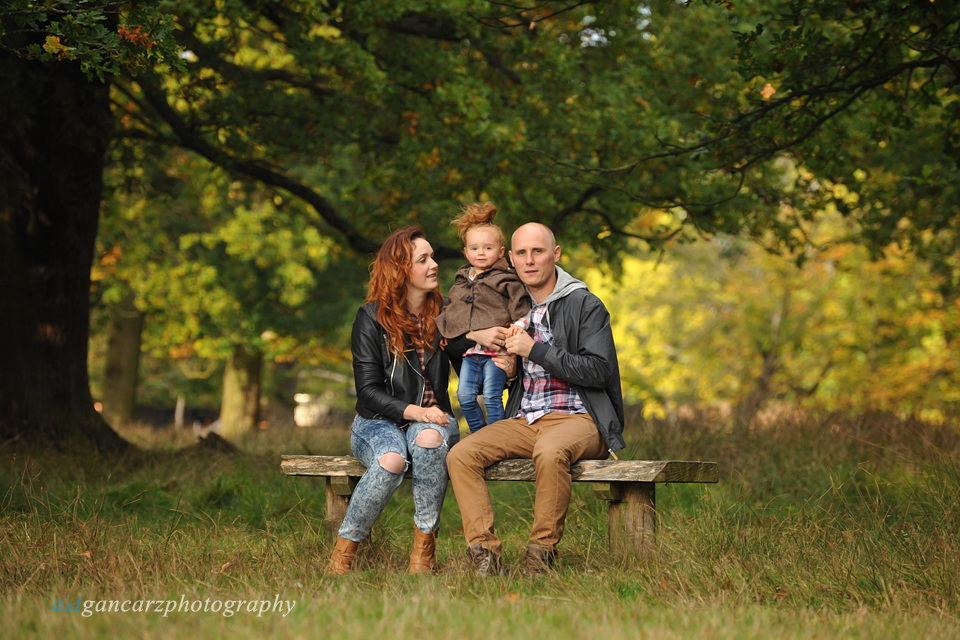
[
  {"xmin": 337, "ymin": 414, "xmax": 459, "ymax": 542},
  {"xmin": 457, "ymin": 354, "xmax": 508, "ymax": 433}
]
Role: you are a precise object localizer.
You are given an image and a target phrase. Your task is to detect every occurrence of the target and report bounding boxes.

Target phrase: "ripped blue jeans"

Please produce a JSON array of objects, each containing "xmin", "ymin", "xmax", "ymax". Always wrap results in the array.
[{"xmin": 337, "ymin": 414, "xmax": 460, "ymax": 542}]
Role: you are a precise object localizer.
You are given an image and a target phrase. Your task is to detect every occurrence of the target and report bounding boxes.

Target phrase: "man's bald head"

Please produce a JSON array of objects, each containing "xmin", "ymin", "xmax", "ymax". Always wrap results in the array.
[
  {"xmin": 511, "ymin": 222, "xmax": 556, "ymax": 251},
  {"xmin": 509, "ymin": 223, "xmax": 561, "ymax": 303}
]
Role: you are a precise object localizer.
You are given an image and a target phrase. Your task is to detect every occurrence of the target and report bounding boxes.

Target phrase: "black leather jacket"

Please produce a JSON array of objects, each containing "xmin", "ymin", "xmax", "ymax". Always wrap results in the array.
[
  {"xmin": 352, "ymin": 302, "xmax": 452, "ymax": 427},
  {"xmin": 505, "ymin": 287, "xmax": 625, "ymax": 453},
  {"xmin": 446, "ymin": 286, "xmax": 625, "ymax": 452}
]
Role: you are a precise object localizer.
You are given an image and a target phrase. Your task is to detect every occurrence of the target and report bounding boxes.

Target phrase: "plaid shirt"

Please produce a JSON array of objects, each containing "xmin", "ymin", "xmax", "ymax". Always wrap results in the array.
[
  {"xmin": 516, "ymin": 302, "xmax": 586, "ymax": 424},
  {"xmin": 410, "ymin": 314, "xmax": 438, "ymax": 408}
]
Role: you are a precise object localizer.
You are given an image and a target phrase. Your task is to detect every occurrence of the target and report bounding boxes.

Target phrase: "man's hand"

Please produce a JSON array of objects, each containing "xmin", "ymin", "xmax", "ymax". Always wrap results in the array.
[
  {"xmin": 465, "ymin": 326, "xmax": 508, "ymax": 351},
  {"xmin": 505, "ymin": 325, "xmax": 535, "ymax": 358}
]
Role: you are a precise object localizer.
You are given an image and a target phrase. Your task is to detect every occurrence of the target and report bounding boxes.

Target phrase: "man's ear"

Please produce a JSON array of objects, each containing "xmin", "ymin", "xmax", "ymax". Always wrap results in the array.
[{"xmin": 553, "ymin": 244, "xmax": 562, "ymax": 262}]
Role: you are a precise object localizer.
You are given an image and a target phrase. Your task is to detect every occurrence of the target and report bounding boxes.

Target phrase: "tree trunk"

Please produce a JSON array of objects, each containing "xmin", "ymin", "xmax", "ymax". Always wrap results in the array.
[
  {"xmin": 734, "ymin": 347, "xmax": 779, "ymax": 429},
  {"xmin": 174, "ymin": 394, "xmax": 186, "ymax": 428},
  {"xmin": 219, "ymin": 346, "xmax": 262, "ymax": 440},
  {"xmin": 0, "ymin": 54, "xmax": 127, "ymax": 449},
  {"xmin": 734, "ymin": 291, "xmax": 790, "ymax": 430},
  {"xmin": 101, "ymin": 290, "xmax": 144, "ymax": 429}
]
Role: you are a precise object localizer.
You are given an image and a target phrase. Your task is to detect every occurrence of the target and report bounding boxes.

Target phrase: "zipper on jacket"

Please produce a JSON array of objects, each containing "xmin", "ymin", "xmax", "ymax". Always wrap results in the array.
[
  {"xmin": 387, "ymin": 333, "xmax": 426, "ymax": 414},
  {"xmin": 386, "ymin": 334, "xmax": 398, "ymax": 397}
]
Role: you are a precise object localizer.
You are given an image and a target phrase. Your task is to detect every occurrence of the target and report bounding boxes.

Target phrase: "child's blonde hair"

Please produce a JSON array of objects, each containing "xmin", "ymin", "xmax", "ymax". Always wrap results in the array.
[{"xmin": 452, "ymin": 202, "xmax": 505, "ymax": 247}]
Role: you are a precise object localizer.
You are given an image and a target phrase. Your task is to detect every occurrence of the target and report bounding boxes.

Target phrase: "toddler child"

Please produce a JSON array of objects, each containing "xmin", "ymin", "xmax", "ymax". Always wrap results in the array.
[{"xmin": 436, "ymin": 203, "xmax": 531, "ymax": 433}]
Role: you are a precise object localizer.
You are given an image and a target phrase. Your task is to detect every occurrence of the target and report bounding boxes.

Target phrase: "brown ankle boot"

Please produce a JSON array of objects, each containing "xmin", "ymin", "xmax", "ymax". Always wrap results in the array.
[
  {"xmin": 408, "ymin": 527, "xmax": 438, "ymax": 574},
  {"xmin": 524, "ymin": 544, "xmax": 558, "ymax": 576},
  {"xmin": 329, "ymin": 536, "xmax": 359, "ymax": 576},
  {"xmin": 466, "ymin": 543, "xmax": 507, "ymax": 577}
]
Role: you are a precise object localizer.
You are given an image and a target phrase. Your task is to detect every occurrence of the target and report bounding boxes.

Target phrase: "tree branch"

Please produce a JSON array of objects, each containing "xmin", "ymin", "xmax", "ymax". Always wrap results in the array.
[
  {"xmin": 550, "ymin": 186, "xmax": 602, "ymax": 229},
  {"xmin": 385, "ymin": 12, "xmax": 461, "ymax": 41},
  {"xmin": 176, "ymin": 25, "xmax": 338, "ymax": 99},
  {"xmin": 581, "ymin": 207, "xmax": 685, "ymax": 244},
  {"xmin": 136, "ymin": 76, "xmax": 468, "ymax": 260},
  {"xmin": 138, "ymin": 77, "xmax": 379, "ymax": 255}
]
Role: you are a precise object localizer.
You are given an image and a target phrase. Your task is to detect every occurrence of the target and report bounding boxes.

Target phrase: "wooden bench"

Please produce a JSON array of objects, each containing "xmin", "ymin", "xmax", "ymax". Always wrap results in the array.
[{"xmin": 280, "ymin": 455, "xmax": 718, "ymax": 556}]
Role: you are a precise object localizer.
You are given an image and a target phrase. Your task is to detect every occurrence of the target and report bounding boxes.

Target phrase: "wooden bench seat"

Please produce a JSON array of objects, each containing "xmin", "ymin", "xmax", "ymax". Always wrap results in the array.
[{"xmin": 280, "ymin": 455, "xmax": 718, "ymax": 555}]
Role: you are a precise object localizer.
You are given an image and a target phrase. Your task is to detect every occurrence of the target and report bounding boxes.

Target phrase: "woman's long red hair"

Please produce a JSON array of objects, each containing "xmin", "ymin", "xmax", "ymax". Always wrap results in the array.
[{"xmin": 366, "ymin": 227, "xmax": 444, "ymax": 357}]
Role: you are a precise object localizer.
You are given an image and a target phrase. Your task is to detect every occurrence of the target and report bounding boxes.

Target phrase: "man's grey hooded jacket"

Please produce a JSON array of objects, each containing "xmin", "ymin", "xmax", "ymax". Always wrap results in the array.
[{"xmin": 504, "ymin": 266, "xmax": 626, "ymax": 453}]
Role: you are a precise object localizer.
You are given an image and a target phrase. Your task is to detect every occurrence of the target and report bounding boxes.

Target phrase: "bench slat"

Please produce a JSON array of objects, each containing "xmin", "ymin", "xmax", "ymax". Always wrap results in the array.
[
  {"xmin": 282, "ymin": 455, "xmax": 365, "ymax": 477},
  {"xmin": 280, "ymin": 455, "xmax": 717, "ymax": 484}
]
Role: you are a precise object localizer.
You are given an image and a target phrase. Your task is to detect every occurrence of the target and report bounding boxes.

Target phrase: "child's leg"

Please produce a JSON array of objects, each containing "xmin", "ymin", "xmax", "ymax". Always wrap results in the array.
[
  {"xmin": 457, "ymin": 356, "xmax": 486, "ymax": 434},
  {"xmin": 479, "ymin": 355, "xmax": 508, "ymax": 425}
]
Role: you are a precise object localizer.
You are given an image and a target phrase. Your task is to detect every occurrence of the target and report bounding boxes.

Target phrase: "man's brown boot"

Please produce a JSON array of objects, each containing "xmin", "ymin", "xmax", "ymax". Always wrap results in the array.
[
  {"xmin": 524, "ymin": 544, "xmax": 558, "ymax": 576},
  {"xmin": 329, "ymin": 536, "xmax": 359, "ymax": 576},
  {"xmin": 408, "ymin": 527, "xmax": 438, "ymax": 574},
  {"xmin": 467, "ymin": 543, "xmax": 507, "ymax": 577}
]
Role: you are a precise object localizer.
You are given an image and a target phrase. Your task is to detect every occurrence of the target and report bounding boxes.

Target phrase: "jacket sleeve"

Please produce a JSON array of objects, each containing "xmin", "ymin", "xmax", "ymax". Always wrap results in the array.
[
  {"xmin": 526, "ymin": 294, "xmax": 615, "ymax": 389},
  {"xmin": 443, "ymin": 333, "xmax": 471, "ymax": 375},
  {"xmin": 351, "ymin": 308, "xmax": 409, "ymax": 423},
  {"xmin": 504, "ymin": 279, "xmax": 532, "ymax": 323},
  {"xmin": 435, "ymin": 281, "xmax": 469, "ymax": 339}
]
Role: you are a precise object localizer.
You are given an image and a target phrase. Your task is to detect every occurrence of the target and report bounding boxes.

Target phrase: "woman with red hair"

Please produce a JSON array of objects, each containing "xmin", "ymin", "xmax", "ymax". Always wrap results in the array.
[{"xmin": 329, "ymin": 227, "xmax": 459, "ymax": 575}]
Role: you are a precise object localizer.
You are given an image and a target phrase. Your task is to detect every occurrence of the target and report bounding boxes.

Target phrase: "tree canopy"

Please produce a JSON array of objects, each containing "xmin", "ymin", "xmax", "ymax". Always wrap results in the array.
[
  {"xmin": 117, "ymin": 0, "xmax": 960, "ymax": 267},
  {"xmin": 6, "ymin": 0, "xmax": 958, "ymax": 259},
  {"xmin": 3, "ymin": 0, "xmax": 959, "ymax": 444}
]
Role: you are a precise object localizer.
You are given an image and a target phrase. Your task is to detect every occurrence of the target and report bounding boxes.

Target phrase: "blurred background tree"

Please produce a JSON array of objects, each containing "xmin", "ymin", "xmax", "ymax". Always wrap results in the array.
[
  {"xmin": 92, "ymin": 148, "xmax": 367, "ymax": 437},
  {"xmin": 584, "ymin": 207, "xmax": 960, "ymax": 425}
]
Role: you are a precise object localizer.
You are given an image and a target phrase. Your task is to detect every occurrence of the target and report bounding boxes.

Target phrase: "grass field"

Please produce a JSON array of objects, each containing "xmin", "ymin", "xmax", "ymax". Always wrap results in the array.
[{"xmin": 2, "ymin": 408, "xmax": 959, "ymax": 638}]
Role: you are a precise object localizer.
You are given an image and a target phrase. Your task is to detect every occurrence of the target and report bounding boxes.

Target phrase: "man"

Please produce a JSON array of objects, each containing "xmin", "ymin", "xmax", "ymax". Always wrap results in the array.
[{"xmin": 446, "ymin": 222, "xmax": 625, "ymax": 576}]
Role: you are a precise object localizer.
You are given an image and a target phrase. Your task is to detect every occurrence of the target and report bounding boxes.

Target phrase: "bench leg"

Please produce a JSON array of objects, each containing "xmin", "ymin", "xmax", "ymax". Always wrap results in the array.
[
  {"xmin": 596, "ymin": 481, "xmax": 656, "ymax": 556},
  {"xmin": 324, "ymin": 476, "xmax": 357, "ymax": 542}
]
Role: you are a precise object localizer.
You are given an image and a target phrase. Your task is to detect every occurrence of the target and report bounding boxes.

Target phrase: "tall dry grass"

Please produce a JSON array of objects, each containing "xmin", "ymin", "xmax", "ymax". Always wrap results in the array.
[{"xmin": 1, "ymin": 409, "xmax": 958, "ymax": 638}]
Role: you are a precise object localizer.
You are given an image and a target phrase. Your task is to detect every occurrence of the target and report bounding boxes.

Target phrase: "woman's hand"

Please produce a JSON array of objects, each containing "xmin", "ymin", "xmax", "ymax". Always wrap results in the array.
[
  {"xmin": 404, "ymin": 404, "xmax": 450, "ymax": 425},
  {"xmin": 465, "ymin": 326, "xmax": 508, "ymax": 351}
]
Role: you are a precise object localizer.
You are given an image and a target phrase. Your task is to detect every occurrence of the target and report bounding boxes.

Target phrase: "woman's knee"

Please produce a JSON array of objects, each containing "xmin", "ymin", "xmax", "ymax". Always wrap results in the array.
[
  {"xmin": 378, "ymin": 452, "xmax": 406, "ymax": 474},
  {"xmin": 414, "ymin": 428, "xmax": 444, "ymax": 449}
]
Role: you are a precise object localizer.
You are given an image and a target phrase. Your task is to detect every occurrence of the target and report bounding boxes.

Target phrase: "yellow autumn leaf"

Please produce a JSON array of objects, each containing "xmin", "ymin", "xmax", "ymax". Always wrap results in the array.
[
  {"xmin": 309, "ymin": 24, "xmax": 342, "ymax": 40},
  {"xmin": 761, "ymin": 82, "xmax": 777, "ymax": 99},
  {"xmin": 43, "ymin": 35, "xmax": 75, "ymax": 58}
]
